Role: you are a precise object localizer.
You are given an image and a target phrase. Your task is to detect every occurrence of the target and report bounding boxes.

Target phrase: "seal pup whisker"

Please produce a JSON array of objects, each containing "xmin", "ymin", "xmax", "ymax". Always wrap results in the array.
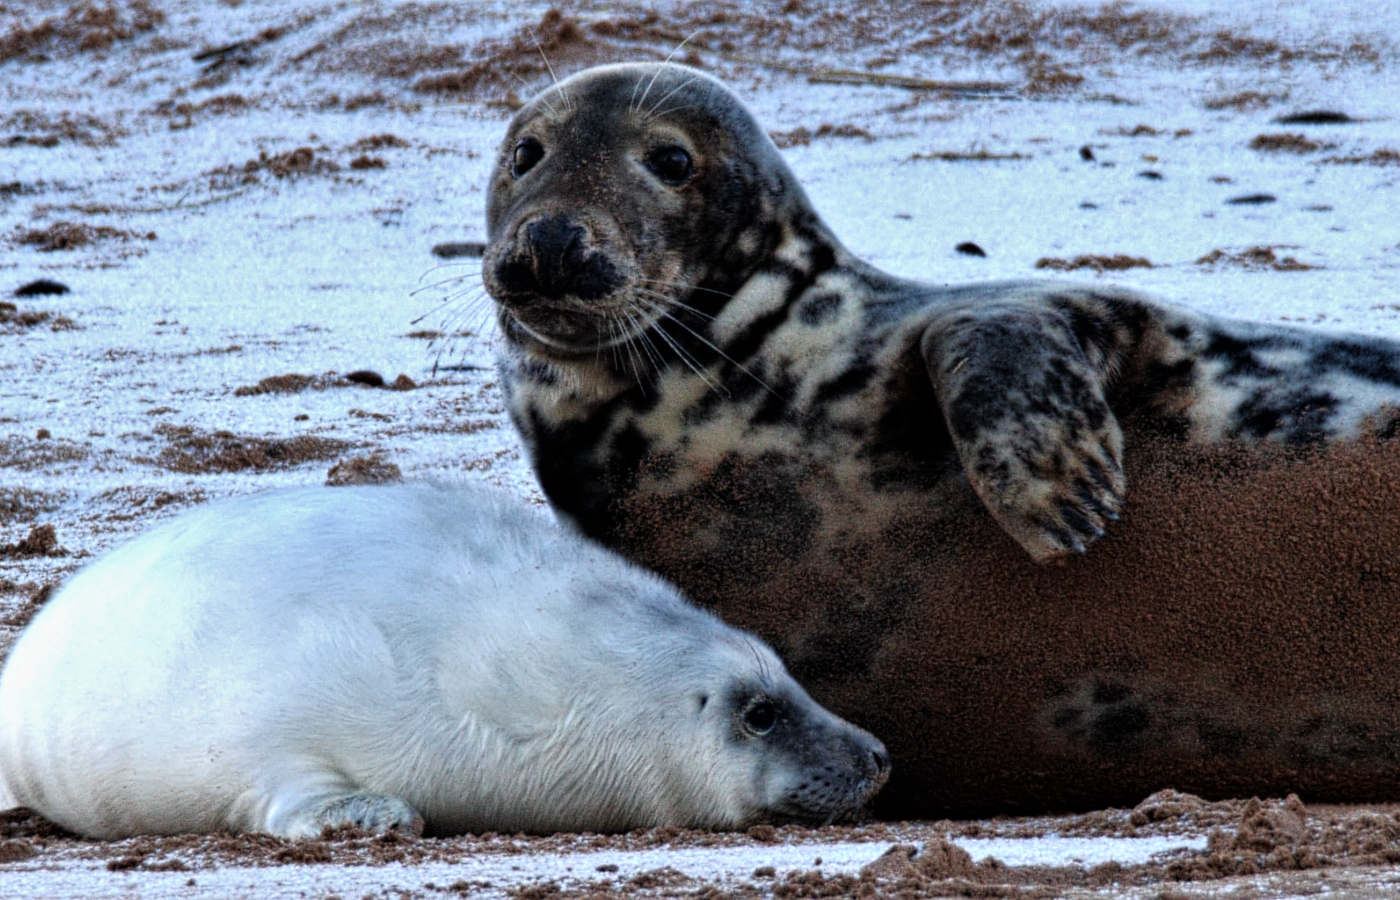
[
  {"xmin": 434, "ymin": 292, "xmax": 495, "ymax": 340},
  {"xmin": 630, "ymin": 298, "xmax": 725, "ymax": 394},
  {"xmin": 410, "ymin": 297, "xmax": 456, "ymax": 327},
  {"xmin": 411, "ymin": 268, "xmax": 489, "ymax": 335},
  {"xmin": 422, "ymin": 295, "xmax": 499, "ymax": 375},
  {"xmin": 603, "ymin": 310, "xmax": 645, "ymax": 390},
  {"xmin": 637, "ymin": 289, "xmax": 722, "ymax": 334},
  {"xmin": 633, "ymin": 289, "xmax": 726, "ymax": 369},
  {"xmin": 649, "ymin": 102, "xmax": 701, "ymax": 121},
  {"xmin": 416, "ymin": 262, "xmax": 485, "ymax": 285},
  {"xmin": 410, "ymin": 285, "xmax": 485, "ymax": 329},
  {"xmin": 743, "ymin": 636, "xmax": 774, "ymax": 686},
  {"xmin": 506, "ymin": 67, "xmax": 562, "ymax": 121},
  {"xmin": 628, "ymin": 70, "xmax": 649, "ymax": 115}
]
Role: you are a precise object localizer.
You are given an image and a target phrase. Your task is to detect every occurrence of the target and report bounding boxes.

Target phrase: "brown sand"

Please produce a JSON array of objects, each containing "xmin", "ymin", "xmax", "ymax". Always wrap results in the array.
[
  {"xmin": 151, "ymin": 424, "xmax": 351, "ymax": 474},
  {"xmin": 618, "ymin": 428, "xmax": 1400, "ymax": 818},
  {"xmin": 8, "ymin": 791, "xmax": 1400, "ymax": 894}
]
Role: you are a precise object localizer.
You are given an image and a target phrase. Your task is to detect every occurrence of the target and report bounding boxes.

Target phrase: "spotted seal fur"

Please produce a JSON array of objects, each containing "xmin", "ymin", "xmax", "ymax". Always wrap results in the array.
[
  {"xmin": 0, "ymin": 484, "xmax": 888, "ymax": 838},
  {"xmin": 483, "ymin": 63, "xmax": 1400, "ymax": 814}
]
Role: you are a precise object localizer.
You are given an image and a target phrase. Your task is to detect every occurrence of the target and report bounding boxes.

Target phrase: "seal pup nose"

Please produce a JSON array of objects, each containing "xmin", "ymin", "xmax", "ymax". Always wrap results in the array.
[
  {"xmin": 852, "ymin": 732, "xmax": 891, "ymax": 791},
  {"xmin": 870, "ymin": 746, "xmax": 891, "ymax": 781}
]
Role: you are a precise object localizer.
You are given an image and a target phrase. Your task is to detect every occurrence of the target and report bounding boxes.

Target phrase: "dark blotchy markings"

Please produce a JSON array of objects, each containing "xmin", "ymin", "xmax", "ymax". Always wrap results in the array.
[
  {"xmin": 750, "ymin": 373, "xmax": 799, "ymax": 425},
  {"xmin": 685, "ymin": 384, "xmax": 728, "ymax": 424},
  {"xmin": 698, "ymin": 217, "xmax": 786, "ymax": 318},
  {"xmin": 723, "ymin": 302, "xmax": 797, "ymax": 370},
  {"xmin": 1050, "ymin": 676, "xmax": 1154, "ymax": 756},
  {"xmin": 1056, "ymin": 302, "xmax": 1115, "ymax": 368},
  {"xmin": 1376, "ymin": 415, "xmax": 1400, "ymax": 441},
  {"xmin": 1314, "ymin": 341, "xmax": 1400, "ymax": 387},
  {"xmin": 521, "ymin": 357, "xmax": 559, "ymax": 386},
  {"xmin": 1046, "ymin": 357, "xmax": 1105, "ymax": 429},
  {"xmin": 722, "ymin": 240, "xmax": 838, "ymax": 364},
  {"xmin": 783, "ymin": 570, "xmax": 921, "ymax": 692},
  {"xmin": 797, "ymin": 290, "xmax": 843, "ymax": 326},
  {"xmin": 814, "ymin": 364, "xmax": 876, "ymax": 404},
  {"xmin": 705, "ymin": 453, "xmax": 820, "ymax": 564},
  {"xmin": 1236, "ymin": 389, "xmax": 1340, "ymax": 443},
  {"xmin": 866, "ymin": 362, "xmax": 960, "ymax": 492},
  {"xmin": 1115, "ymin": 357, "xmax": 1196, "ymax": 432},
  {"xmin": 1088, "ymin": 702, "xmax": 1153, "ymax": 753},
  {"xmin": 1289, "ymin": 715, "xmax": 1400, "ymax": 767},
  {"xmin": 941, "ymin": 321, "xmax": 1098, "ymax": 443},
  {"xmin": 609, "ymin": 423, "xmax": 652, "ymax": 481},
  {"xmin": 1195, "ymin": 326, "xmax": 1400, "ymax": 442},
  {"xmin": 1208, "ymin": 331, "xmax": 1400, "ymax": 390},
  {"xmin": 1202, "ymin": 331, "xmax": 1286, "ymax": 380},
  {"xmin": 526, "ymin": 403, "xmax": 647, "ymax": 543}
]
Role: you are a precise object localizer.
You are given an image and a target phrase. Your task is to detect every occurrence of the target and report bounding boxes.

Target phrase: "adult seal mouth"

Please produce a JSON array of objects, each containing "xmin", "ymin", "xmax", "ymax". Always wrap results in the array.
[{"xmin": 0, "ymin": 484, "xmax": 887, "ymax": 838}]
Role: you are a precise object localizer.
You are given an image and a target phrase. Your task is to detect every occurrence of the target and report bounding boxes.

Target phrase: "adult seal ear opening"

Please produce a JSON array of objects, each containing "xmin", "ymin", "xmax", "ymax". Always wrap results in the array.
[{"xmin": 0, "ymin": 484, "xmax": 888, "ymax": 838}]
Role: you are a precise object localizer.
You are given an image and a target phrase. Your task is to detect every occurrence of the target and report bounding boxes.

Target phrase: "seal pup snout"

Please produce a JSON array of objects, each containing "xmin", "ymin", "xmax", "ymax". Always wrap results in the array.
[
  {"xmin": 691, "ymin": 640, "xmax": 891, "ymax": 827},
  {"xmin": 747, "ymin": 687, "xmax": 891, "ymax": 823}
]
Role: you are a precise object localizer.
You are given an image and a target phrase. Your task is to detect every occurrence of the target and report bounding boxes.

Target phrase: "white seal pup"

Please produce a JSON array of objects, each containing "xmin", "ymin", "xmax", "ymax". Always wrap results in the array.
[{"xmin": 0, "ymin": 484, "xmax": 888, "ymax": 839}]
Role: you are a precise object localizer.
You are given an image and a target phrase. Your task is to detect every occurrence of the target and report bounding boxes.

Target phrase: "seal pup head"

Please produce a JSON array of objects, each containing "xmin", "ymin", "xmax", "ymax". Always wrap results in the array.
[
  {"xmin": 475, "ymin": 567, "xmax": 891, "ymax": 832},
  {"xmin": 484, "ymin": 62, "xmax": 816, "ymax": 360},
  {"xmin": 615, "ymin": 604, "xmax": 892, "ymax": 828}
]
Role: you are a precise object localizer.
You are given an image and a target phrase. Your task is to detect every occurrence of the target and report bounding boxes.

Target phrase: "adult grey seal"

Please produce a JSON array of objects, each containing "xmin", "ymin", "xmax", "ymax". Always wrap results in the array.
[
  {"xmin": 0, "ymin": 484, "xmax": 887, "ymax": 839},
  {"xmin": 482, "ymin": 62, "xmax": 1400, "ymax": 815}
]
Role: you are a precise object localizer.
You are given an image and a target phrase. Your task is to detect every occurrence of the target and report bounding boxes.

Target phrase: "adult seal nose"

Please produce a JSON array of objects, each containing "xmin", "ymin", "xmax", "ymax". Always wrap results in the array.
[{"xmin": 525, "ymin": 215, "xmax": 587, "ymax": 299}]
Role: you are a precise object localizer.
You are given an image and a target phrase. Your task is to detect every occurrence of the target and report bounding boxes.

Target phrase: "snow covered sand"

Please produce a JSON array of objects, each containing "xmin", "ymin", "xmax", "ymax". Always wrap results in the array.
[{"xmin": 2, "ymin": 0, "xmax": 1399, "ymax": 896}]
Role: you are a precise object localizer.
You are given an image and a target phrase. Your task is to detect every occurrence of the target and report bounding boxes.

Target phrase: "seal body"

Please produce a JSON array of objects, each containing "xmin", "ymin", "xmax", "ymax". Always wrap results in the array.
[
  {"xmin": 484, "ymin": 63, "xmax": 1400, "ymax": 815},
  {"xmin": 0, "ymin": 485, "xmax": 887, "ymax": 838}
]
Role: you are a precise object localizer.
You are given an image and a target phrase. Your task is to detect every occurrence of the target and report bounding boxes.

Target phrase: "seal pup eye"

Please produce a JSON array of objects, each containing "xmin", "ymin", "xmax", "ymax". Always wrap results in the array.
[
  {"xmin": 512, "ymin": 138, "xmax": 545, "ymax": 178},
  {"xmin": 742, "ymin": 697, "xmax": 777, "ymax": 736},
  {"xmin": 646, "ymin": 145, "xmax": 694, "ymax": 185}
]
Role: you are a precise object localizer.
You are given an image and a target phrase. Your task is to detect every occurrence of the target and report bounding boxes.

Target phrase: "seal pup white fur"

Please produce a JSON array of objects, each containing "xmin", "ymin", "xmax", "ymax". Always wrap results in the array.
[{"xmin": 0, "ymin": 484, "xmax": 887, "ymax": 839}]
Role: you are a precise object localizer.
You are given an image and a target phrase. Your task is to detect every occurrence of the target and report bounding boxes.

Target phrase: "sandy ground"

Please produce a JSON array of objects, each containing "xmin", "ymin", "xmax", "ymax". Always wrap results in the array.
[{"xmin": 3, "ymin": 0, "xmax": 1400, "ymax": 896}]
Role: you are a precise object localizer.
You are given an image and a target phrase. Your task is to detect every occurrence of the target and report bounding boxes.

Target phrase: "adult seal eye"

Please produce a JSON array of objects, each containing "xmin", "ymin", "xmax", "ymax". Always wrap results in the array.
[
  {"xmin": 512, "ymin": 138, "xmax": 544, "ymax": 178},
  {"xmin": 743, "ymin": 698, "xmax": 777, "ymax": 736},
  {"xmin": 646, "ymin": 146, "xmax": 693, "ymax": 185}
]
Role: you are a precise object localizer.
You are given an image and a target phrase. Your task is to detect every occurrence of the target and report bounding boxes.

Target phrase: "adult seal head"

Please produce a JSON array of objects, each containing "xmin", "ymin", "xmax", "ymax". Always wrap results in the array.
[
  {"xmin": 0, "ymin": 485, "xmax": 888, "ymax": 839},
  {"xmin": 485, "ymin": 63, "xmax": 1400, "ymax": 815},
  {"xmin": 483, "ymin": 62, "xmax": 806, "ymax": 364}
]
